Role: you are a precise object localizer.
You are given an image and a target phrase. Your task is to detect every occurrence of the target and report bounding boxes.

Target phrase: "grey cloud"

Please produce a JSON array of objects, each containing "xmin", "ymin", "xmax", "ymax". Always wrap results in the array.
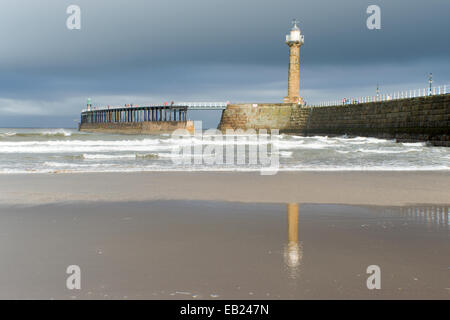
[
  {"xmin": 2, "ymin": 0, "xmax": 449, "ymax": 71},
  {"xmin": 0, "ymin": 0, "xmax": 449, "ymax": 127}
]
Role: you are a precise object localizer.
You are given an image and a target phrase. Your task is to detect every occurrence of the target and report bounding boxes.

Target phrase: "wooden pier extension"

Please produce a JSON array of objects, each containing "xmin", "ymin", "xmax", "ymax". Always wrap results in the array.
[{"xmin": 79, "ymin": 105, "xmax": 194, "ymax": 134}]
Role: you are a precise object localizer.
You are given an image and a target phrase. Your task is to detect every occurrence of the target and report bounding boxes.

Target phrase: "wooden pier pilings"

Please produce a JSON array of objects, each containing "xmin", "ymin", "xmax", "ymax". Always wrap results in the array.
[
  {"xmin": 79, "ymin": 105, "xmax": 193, "ymax": 134},
  {"xmin": 80, "ymin": 105, "xmax": 188, "ymax": 124}
]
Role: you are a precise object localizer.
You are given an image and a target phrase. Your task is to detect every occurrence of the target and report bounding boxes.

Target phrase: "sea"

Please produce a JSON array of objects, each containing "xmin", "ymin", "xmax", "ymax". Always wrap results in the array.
[{"xmin": 0, "ymin": 128, "xmax": 449, "ymax": 174}]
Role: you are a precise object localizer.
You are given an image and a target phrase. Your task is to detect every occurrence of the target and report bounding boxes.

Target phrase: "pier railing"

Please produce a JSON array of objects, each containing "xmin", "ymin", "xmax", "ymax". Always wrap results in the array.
[
  {"xmin": 310, "ymin": 85, "xmax": 449, "ymax": 107},
  {"xmin": 81, "ymin": 102, "xmax": 229, "ymax": 113},
  {"xmin": 79, "ymin": 102, "xmax": 230, "ymax": 125},
  {"xmin": 81, "ymin": 103, "xmax": 183, "ymax": 113},
  {"xmin": 173, "ymin": 102, "xmax": 228, "ymax": 110}
]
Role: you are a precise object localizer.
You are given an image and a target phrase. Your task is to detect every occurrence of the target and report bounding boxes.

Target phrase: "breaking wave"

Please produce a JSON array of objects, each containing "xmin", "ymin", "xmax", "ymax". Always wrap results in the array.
[{"xmin": 0, "ymin": 129, "xmax": 74, "ymax": 138}]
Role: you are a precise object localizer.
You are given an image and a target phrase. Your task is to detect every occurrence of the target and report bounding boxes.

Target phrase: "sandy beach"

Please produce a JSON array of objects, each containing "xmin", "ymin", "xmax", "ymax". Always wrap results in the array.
[
  {"xmin": 0, "ymin": 171, "xmax": 449, "ymax": 206},
  {"xmin": 0, "ymin": 200, "xmax": 448, "ymax": 300},
  {"xmin": 0, "ymin": 171, "xmax": 448, "ymax": 299}
]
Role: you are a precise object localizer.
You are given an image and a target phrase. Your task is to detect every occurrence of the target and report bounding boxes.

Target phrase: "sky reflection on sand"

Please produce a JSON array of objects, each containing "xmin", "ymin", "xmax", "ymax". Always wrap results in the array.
[{"xmin": 0, "ymin": 201, "xmax": 448, "ymax": 299}]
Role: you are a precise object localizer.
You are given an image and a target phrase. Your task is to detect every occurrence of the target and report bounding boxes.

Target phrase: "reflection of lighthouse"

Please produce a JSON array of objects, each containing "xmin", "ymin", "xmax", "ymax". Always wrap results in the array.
[
  {"xmin": 283, "ymin": 20, "xmax": 304, "ymax": 105},
  {"xmin": 283, "ymin": 203, "xmax": 303, "ymax": 279}
]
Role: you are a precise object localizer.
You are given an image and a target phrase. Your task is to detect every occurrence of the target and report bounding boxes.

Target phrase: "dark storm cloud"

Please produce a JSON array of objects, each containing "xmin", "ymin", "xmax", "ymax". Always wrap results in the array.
[
  {"xmin": 0, "ymin": 0, "xmax": 449, "ymax": 127},
  {"xmin": 2, "ymin": 0, "xmax": 448, "ymax": 69}
]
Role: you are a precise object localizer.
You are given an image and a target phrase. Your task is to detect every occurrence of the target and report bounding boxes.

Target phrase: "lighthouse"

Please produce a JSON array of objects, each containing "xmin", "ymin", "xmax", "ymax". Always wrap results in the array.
[{"xmin": 284, "ymin": 20, "xmax": 304, "ymax": 104}]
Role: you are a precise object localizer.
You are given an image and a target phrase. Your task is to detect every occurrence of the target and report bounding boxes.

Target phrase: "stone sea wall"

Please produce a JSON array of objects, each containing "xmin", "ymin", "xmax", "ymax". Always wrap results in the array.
[{"xmin": 218, "ymin": 94, "xmax": 450, "ymax": 146}]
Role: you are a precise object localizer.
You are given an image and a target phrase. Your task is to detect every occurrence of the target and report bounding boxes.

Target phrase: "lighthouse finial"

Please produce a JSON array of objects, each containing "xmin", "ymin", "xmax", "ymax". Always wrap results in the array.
[{"xmin": 291, "ymin": 19, "xmax": 300, "ymax": 31}]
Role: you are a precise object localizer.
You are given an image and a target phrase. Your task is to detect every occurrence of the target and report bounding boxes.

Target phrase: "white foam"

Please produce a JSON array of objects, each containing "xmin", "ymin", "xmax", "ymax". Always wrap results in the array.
[
  {"xmin": 43, "ymin": 161, "xmax": 105, "ymax": 168},
  {"xmin": 83, "ymin": 153, "xmax": 137, "ymax": 160},
  {"xmin": 275, "ymin": 141, "xmax": 332, "ymax": 150},
  {"xmin": 1, "ymin": 130, "xmax": 449, "ymax": 174},
  {"xmin": 41, "ymin": 129, "xmax": 72, "ymax": 137},
  {"xmin": 0, "ymin": 132, "xmax": 17, "ymax": 137},
  {"xmin": 0, "ymin": 139, "xmax": 161, "ymax": 147},
  {"xmin": 355, "ymin": 148, "xmax": 422, "ymax": 154},
  {"xmin": 280, "ymin": 165, "xmax": 450, "ymax": 172},
  {"xmin": 278, "ymin": 151, "xmax": 293, "ymax": 158},
  {"xmin": 401, "ymin": 142, "xmax": 427, "ymax": 147},
  {"xmin": 0, "ymin": 141, "xmax": 173, "ymax": 153},
  {"xmin": 1, "ymin": 164, "xmax": 449, "ymax": 174}
]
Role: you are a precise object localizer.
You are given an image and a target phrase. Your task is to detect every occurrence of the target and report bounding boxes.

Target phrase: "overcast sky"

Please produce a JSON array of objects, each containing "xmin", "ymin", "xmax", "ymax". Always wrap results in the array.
[{"xmin": 1, "ymin": 0, "xmax": 449, "ymax": 128}]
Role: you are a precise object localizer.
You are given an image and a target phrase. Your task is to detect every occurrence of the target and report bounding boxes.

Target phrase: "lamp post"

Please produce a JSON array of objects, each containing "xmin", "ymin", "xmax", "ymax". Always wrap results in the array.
[{"xmin": 428, "ymin": 73, "xmax": 433, "ymax": 95}]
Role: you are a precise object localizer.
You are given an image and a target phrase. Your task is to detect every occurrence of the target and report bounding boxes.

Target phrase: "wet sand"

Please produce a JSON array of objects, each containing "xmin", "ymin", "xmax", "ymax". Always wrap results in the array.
[
  {"xmin": 0, "ymin": 200, "xmax": 448, "ymax": 299},
  {"xmin": 0, "ymin": 172, "xmax": 448, "ymax": 299},
  {"xmin": 0, "ymin": 171, "xmax": 449, "ymax": 205}
]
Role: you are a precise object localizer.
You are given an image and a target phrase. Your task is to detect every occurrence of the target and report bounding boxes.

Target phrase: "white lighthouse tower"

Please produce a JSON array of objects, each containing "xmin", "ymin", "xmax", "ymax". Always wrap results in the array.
[{"xmin": 284, "ymin": 20, "xmax": 305, "ymax": 104}]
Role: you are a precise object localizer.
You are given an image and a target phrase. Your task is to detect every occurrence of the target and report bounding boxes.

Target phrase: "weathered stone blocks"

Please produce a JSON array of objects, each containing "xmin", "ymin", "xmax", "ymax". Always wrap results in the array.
[
  {"xmin": 218, "ymin": 94, "xmax": 450, "ymax": 146},
  {"xmin": 79, "ymin": 120, "xmax": 195, "ymax": 134}
]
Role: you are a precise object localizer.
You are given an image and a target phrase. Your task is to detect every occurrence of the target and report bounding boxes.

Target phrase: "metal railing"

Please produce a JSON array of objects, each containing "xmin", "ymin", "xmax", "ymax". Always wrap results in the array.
[
  {"xmin": 173, "ymin": 102, "xmax": 229, "ymax": 110},
  {"xmin": 286, "ymin": 34, "xmax": 305, "ymax": 43},
  {"xmin": 310, "ymin": 85, "xmax": 449, "ymax": 108},
  {"xmin": 81, "ymin": 102, "xmax": 229, "ymax": 113},
  {"xmin": 81, "ymin": 104, "xmax": 171, "ymax": 113}
]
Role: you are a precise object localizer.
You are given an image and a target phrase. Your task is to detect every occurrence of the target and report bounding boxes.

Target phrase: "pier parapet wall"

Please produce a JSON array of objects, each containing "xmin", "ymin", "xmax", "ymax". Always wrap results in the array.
[
  {"xmin": 218, "ymin": 94, "xmax": 450, "ymax": 146},
  {"xmin": 79, "ymin": 121, "xmax": 194, "ymax": 134}
]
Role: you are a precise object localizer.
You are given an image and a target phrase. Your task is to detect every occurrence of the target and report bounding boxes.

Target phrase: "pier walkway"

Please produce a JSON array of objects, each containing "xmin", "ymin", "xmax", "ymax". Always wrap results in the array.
[{"xmin": 80, "ymin": 102, "xmax": 229, "ymax": 125}]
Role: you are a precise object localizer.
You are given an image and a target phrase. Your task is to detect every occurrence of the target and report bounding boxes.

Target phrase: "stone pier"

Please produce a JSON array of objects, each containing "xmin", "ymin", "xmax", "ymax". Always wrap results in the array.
[{"xmin": 218, "ymin": 94, "xmax": 450, "ymax": 147}]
